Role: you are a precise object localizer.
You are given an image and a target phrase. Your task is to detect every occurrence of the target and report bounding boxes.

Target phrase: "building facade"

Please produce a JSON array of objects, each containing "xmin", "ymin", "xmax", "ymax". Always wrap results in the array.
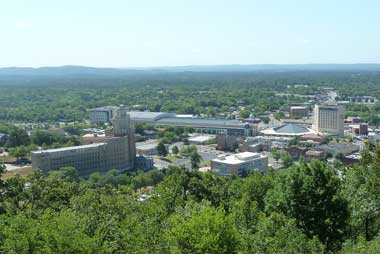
[
  {"xmin": 211, "ymin": 152, "xmax": 268, "ymax": 177},
  {"xmin": 90, "ymin": 107, "xmax": 255, "ymax": 137},
  {"xmin": 89, "ymin": 106, "xmax": 119, "ymax": 124},
  {"xmin": 290, "ymin": 106, "xmax": 308, "ymax": 118},
  {"xmin": 32, "ymin": 106, "xmax": 136, "ymax": 176},
  {"xmin": 216, "ymin": 134, "xmax": 238, "ymax": 151},
  {"xmin": 313, "ymin": 104, "xmax": 345, "ymax": 136}
]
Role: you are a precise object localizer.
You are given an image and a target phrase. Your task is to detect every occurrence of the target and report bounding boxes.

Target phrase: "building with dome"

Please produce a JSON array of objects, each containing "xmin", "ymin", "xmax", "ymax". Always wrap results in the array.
[{"xmin": 260, "ymin": 123, "xmax": 316, "ymax": 137}]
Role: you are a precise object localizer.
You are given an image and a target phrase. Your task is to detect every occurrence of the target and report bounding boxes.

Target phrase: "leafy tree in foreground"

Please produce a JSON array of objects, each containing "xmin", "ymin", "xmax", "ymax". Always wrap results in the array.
[
  {"xmin": 342, "ymin": 235, "xmax": 380, "ymax": 254},
  {"xmin": 265, "ymin": 160, "xmax": 348, "ymax": 252},
  {"xmin": 165, "ymin": 202, "xmax": 243, "ymax": 254},
  {"xmin": 342, "ymin": 142, "xmax": 380, "ymax": 241},
  {"xmin": 249, "ymin": 212, "xmax": 324, "ymax": 254}
]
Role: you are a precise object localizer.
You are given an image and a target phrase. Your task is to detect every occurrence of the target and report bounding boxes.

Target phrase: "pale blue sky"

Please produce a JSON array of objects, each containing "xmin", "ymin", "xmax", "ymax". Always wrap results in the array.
[{"xmin": 1, "ymin": 0, "xmax": 379, "ymax": 67}]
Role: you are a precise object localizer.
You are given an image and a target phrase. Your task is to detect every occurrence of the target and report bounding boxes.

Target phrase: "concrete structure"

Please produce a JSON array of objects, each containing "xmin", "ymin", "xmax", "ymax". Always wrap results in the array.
[
  {"xmin": 313, "ymin": 104, "xmax": 345, "ymax": 136},
  {"xmin": 317, "ymin": 142, "xmax": 360, "ymax": 156},
  {"xmin": 89, "ymin": 106, "xmax": 119, "ymax": 124},
  {"xmin": 346, "ymin": 116, "xmax": 363, "ymax": 124},
  {"xmin": 368, "ymin": 132, "xmax": 380, "ymax": 141},
  {"xmin": 136, "ymin": 142, "xmax": 159, "ymax": 156},
  {"xmin": 305, "ymin": 150, "xmax": 325, "ymax": 161},
  {"xmin": 211, "ymin": 152, "xmax": 268, "ymax": 177},
  {"xmin": 91, "ymin": 108, "xmax": 255, "ymax": 137},
  {"xmin": 217, "ymin": 134, "xmax": 239, "ymax": 151},
  {"xmin": 135, "ymin": 155, "xmax": 154, "ymax": 171},
  {"xmin": 286, "ymin": 146, "xmax": 307, "ymax": 159},
  {"xmin": 240, "ymin": 136, "xmax": 272, "ymax": 153},
  {"xmin": 128, "ymin": 111, "xmax": 176, "ymax": 124},
  {"xmin": 81, "ymin": 133, "xmax": 106, "ymax": 144},
  {"xmin": 188, "ymin": 135, "xmax": 215, "ymax": 145},
  {"xmin": 301, "ymin": 133, "xmax": 325, "ymax": 144},
  {"xmin": 348, "ymin": 96, "xmax": 378, "ymax": 104},
  {"xmin": 156, "ymin": 117, "xmax": 253, "ymax": 136},
  {"xmin": 343, "ymin": 152, "xmax": 361, "ymax": 165},
  {"xmin": 32, "ymin": 106, "xmax": 136, "ymax": 176},
  {"xmin": 349, "ymin": 123, "xmax": 369, "ymax": 136},
  {"xmin": 261, "ymin": 123, "xmax": 315, "ymax": 137},
  {"xmin": 290, "ymin": 106, "xmax": 308, "ymax": 118}
]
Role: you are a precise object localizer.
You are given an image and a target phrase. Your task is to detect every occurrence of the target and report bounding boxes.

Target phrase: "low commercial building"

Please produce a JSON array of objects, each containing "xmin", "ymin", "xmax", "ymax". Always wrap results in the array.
[
  {"xmin": 135, "ymin": 155, "xmax": 154, "ymax": 171},
  {"xmin": 290, "ymin": 106, "xmax": 308, "ymax": 118},
  {"xmin": 305, "ymin": 150, "xmax": 325, "ymax": 161},
  {"xmin": 317, "ymin": 142, "xmax": 360, "ymax": 156},
  {"xmin": 348, "ymin": 96, "xmax": 378, "ymax": 104},
  {"xmin": 343, "ymin": 152, "xmax": 361, "ymax": 165},
  {"xmin": 368, "ymin": 132, "xmax": 380, "ymax": 141},
  {"xmin": 217, "ymin": 134, "xmax": 239, "ymax": 151},
  {"xmin": 346, "ymin": 117, "xmax": 363, "ymax": 124},
  {"xmin": 89, "ymin": 106, "xmax": 119, "ymax": 124},
  {"xmin": 240, "ymin": 136, "xmax": 272, "ymax": 153},
  {"xmin": 136, "ymin": 142, "xmax": 159, "ymax": 156},
  {"xmin": 188, "ymin": 135, "xmax": 215, "ymax": 145},
  {"xmin": 349, "ymin": 123, "xmax": 368, "ymax": 136},
  {"xmin": 286, "ymin": 146, "xmax": 307, "ymax": 159},
  {"xmin": 301, "ymin": 133, "xmax": 325, "ymax": 144},
  {"xmin": 81, "ymin": 133, "xmax": 106, "ymax": 144},
  {"xmin": 211, "ymin": 152, "xmax": 268, "ymax": 177}
]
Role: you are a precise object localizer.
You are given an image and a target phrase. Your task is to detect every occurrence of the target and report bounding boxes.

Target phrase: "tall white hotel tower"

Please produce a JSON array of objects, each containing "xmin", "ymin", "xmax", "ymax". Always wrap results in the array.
[{"xmin": 313, "ymin": 104, "xmax": 345, "ymax": 137}]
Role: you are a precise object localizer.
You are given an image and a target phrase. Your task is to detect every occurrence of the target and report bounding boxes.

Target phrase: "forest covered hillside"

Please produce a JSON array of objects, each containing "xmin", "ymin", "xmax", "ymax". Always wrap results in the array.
[{"xmin": 1, "ymin": 142, "xmax": 380, "ymax": 253}]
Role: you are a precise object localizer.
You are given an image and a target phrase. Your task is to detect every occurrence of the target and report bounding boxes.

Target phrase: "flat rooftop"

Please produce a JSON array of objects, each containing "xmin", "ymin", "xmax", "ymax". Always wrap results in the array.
[
  {"xmin": 32, "ymin": 143, "xmax": 106, "ymax": 154},
  {"xmin": 136, "ymin": 143, "xmax": 158, "ymax": 150},
  {"xmin": 129, "ymin": 111, "xmax": 176, "ymax": 121},
  {"xmin": 213, "ymin": 152, "xmax": 266, "ymax": 165},
  {"xmin": 188, "ymin": 135, "xmax": 215, "ymax": 142},
  {"xmin": 156, "ymin": 117, "xmax": 247, "ymax": 127}
]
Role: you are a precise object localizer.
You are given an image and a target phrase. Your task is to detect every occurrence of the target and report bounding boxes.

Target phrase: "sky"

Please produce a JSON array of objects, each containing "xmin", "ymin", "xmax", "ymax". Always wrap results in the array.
[{"xmin": 1, "ymin": 0, "xmax": 380, "ymax": 67}]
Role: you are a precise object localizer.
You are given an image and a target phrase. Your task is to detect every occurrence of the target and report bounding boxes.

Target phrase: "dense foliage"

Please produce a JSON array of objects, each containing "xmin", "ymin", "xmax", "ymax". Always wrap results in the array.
[
  {"xmin": 2, "ymin": 71, "xmax": 380, "ymax": 123},
  {"xmin": 1, "ymin": 143, "xmax": 380, "ymax": 253}
]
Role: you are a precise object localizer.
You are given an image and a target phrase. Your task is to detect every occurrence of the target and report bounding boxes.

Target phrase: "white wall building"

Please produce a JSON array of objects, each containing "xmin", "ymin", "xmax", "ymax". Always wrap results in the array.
[
  {"xmin": 32, "ymin": 106, "xmax": 136, "ymax": 176},
  {"xmin": 313, "ymin": 104, "xmax": 345, "ymax": 136},
  {"xmin": 211, "ymin": 152, "xmax": 268, "ymax": 177}
]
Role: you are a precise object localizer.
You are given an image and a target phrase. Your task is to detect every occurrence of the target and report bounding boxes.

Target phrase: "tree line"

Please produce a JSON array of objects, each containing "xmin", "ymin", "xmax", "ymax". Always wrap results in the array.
[{"xmin": 1, "ymin": 142, "xmax": 380, "ymax": 253}]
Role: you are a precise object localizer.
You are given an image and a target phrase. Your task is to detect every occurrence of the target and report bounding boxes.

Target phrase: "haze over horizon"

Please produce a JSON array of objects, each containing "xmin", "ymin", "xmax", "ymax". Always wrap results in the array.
[{"xmin": 2, "ymin": 0, "xmax": 380, "ymax": 68}]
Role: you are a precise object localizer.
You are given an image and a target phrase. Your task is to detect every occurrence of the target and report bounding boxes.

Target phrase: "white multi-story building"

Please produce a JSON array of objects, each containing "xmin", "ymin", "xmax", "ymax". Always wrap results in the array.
[
  {"xmin": 211, "ymin": 152, "xmax": 268, "ymax": 177},
  {"xmin": 32, "ymin": 106, "xmax": 136, "ymax": 176},
  {"xmin": 313, "ymin": 104, "xmax": 345, "ymax": 136}
]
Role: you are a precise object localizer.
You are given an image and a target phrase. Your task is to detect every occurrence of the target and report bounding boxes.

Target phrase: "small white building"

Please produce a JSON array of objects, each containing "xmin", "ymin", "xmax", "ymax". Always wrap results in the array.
[
  {"xmin": 136, "ymin": 142, "xmax": 159, "ymax": 156},
  {"xmin": 188, "ymin": 135, "xmax": 216, "ymax": 145},
  {"xmin": 211, "ymin": 152, "xmax": 268, "ymax": 177}
]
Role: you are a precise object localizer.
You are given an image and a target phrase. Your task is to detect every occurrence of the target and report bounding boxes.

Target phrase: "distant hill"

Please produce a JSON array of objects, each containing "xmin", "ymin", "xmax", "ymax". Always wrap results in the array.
[
  {"xmin": 150, "ymin": 64, "xmax": 380, "ymax": 72},
  {"xmin": 1, "ymin": 64, "xmax": 380, "ymax": 76},
  {"xmin": 0, "ymin": 65, "xmax": 145, "ymax": 76}
]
